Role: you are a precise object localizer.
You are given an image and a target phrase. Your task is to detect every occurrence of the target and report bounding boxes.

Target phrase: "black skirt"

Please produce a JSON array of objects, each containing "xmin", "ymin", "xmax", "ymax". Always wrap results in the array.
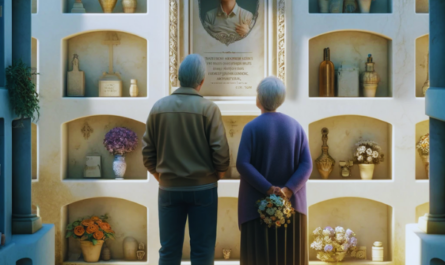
[{"xmin": 240, "ymin": 213, "xmax": 308, "ymax": 265}]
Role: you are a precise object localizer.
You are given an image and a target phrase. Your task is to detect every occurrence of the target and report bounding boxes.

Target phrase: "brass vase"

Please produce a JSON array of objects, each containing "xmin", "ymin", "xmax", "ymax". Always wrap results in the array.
[
  {"xmin": 315, "ymin": 128, "xmax": 335, "ymax": 179},
  {"xmin": 122, "ymin": 0, "xmax": 137, "ymax": 13},
  {"xmin": 99, "ymin": 0, "xmax": 118, "ymax": 13}
]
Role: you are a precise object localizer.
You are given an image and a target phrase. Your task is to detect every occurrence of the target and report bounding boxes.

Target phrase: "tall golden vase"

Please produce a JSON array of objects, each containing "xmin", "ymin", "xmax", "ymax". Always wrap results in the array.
[
  {"xmin": 315, "ymin": 128, "xmax": 335, "ymax": 179},
  {"xmin": 99, "ymin": 0, "xmax": 118, "ymax": 13}
]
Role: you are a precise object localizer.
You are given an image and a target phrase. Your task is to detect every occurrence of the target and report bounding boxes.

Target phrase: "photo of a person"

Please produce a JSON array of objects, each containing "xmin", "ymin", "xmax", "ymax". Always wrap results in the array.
[{"xmin": 200, "ymin": 0, "xmax": 259, "ymax": 45}]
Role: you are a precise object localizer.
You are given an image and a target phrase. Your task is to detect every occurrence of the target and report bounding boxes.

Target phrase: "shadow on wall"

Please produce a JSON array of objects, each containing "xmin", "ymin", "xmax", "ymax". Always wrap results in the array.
[
  {"xmin": 431, "ymin": 258, "xmax": 445, "ymax": 265},
  {"xmin": 17, "ymin": 258, "xmax": 32, "ymax": 265}
]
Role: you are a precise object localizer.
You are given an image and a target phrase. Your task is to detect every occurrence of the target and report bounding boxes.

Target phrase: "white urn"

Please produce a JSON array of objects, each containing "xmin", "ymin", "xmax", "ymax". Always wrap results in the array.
[
  {"xmin": 123, "ymin": 237, "xmax": 138, "ymax": 260},
  {"xmin": 358, "ymin": 0, "xmax": 373, "ymax": 13},
  {"xmin": 372, "ymin": 241, "xmax": 384, "ymax": 261},
  {"xmin": 359, "ymin": 164, "xmax": 375, "ymax": 180},
  {"xmin": 129, "ymin": 79, "xmax": 139, "ymax": 97}
]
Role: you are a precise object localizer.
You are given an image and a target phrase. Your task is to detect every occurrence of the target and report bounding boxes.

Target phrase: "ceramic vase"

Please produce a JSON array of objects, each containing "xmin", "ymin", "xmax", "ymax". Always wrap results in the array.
[
  {"xmin": 359, "ymin": 164, "xmax": 375, "ymax": 180},
  {"xmin": 358, "ymin": 0, "xmax": 372, "ymax": 13},
  {"xmin": 123, "ymin": 237, "xmax": 138, "ymax": 260},
  {"xmin": 129, "ymin": 79, "xmax": 139, "ymax": 97},
  {"xmin": 372, "ymin": 241, "xmax": 384, "ymax": 261},
  {"xmin": 315, "ymin": 128, "xmax": 335, "ymax": 179},
  {"xmin": 223, "ymin": 249, "xmax": 232, "ymax": 260},
  {"xmin": 122, "ymin": 0, "xmax": 137, "ymax": 13},
  {"xmin": 362, "ymin": 54, "xmax": 380, "ymax": 97},
  {"xmin": 99, "ymin": 0, "xmax": 117, "ymax": 13},
  {"xmin": 421, "ymin": 154, "xmax": 430, "ymax": 178},
  {"xmin": 102, "ymin": 246, "xmax": 111, "ymax": 261},
  {"xmin": 113, "ymin": 155, "xmax": 127, "ymax": 179},
  {"xmin": 80, "ymin": 240, "xmax": 104, "ymax": 262},
  {"xmin": 318, "ymin": 0, "xmax": 330, "ymax": 13},
  {"xmin": 330, "ymin": 0, "xmax": 344, "ymax": 13}
]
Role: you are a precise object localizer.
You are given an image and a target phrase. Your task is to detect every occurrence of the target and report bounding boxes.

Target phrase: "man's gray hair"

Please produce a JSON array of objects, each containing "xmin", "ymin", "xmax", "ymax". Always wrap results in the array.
[
  {"xmin": 257, "ymin": 76, "xmax": 286, "ymax": 111},
  {"xmin": 178, "ymin": 54, "xmax": 206, "ymax": 88}
]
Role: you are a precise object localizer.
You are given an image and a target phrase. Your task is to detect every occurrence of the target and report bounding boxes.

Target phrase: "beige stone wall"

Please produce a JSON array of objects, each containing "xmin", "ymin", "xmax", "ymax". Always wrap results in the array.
[
  {"xmin": 416, "ymin": 35, "xmax": 429, "ymax": 97},
  {"xmin": 416, "ymin": 0, "xmax": 429, "ymax": 13}
]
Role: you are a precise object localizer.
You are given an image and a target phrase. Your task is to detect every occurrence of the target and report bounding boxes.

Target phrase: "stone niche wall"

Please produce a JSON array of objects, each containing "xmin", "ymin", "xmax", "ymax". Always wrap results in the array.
[
  {"xmin": 63, "ymin": 197, "xmax": 147, "ymax": 261},
  {"xmin": 416, "ymin": 0, "xmax": 429, "ymax": 13},
  {"xmin": 309, "ymin": 31, "xmax": 392, "ymax": 97},
  {"xmin": 416, "ymin": 202, "xmax": 429, "ymax": 221},
  {"xmin": 309, "ymin": 115, "xmax": 392, "ymax": 180},
  {"xmin": 32, "ymin": 38, "xmax": 38, "ymax": 88},
  {"xmin": 182, "ymin": 197, "xmax": 240, "ymax": 261},
  {"xmin": 308, "ymin": 0, "xmax": 392, "ymax": 13},
  {"xmin": 309, "ymin": 197, "xmax": 393, "ymax": 262},
  {"xmin": 415, "ymin": 120, "xmax": 429, "ymax": 180},
  {"xmin": 63, "ymin": 31, "xmax": 147, "ymax": 97},
  {"xmin": 416, "ymin": 35, "xmax": 429, "ymax": 97},
  {"xmin": 222, "ymin": 116, "xmax": 256, "ymax": 179},
  {"xmin": 32, "ymin": 123, "xmax": 37, "ymax": 180},
  {"xmin": 63, "ymin": 115, "xmax": 147, "ymax": 180},
  {"xmin": 63, "ymin": 0, "xmax": 147, "ymax": 13}
]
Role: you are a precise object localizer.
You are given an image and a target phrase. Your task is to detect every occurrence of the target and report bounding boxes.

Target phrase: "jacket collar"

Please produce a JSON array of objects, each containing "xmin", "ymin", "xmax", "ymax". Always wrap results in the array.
[
  {"xmin": 218, "ymin": 3, "xmax": 239, "ymax": 17},
  {"xmin": 172, "ymin": 87, "xmax": 203, "ymax": 97}
]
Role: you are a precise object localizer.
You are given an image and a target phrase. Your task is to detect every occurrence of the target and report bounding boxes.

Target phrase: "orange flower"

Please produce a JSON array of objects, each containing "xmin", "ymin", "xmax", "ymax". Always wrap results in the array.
[
  {"xmin": 91, "ymin": 216, "xmax": 100, "ymax": 221},
  {"xmin": 86, "ymin": 224, "xmax": 99, "ymax": 234},
  {"xmin": 81, "ymin": 219, "xmax": 94, "ymax": 226},
  {"xmin": 99, "ymin": 222, "xmax": 112, "ymax": 231},
  {"xmin": 276, "ymin": 221, "xmax": 281, "ymax": 226},
  {"xmin": 271, "ymin": 216, "xmax": 277, "ymax": 221},
  {"xmin": 74, "ymin": 225, "xmax": 85, "ymax": 236},
  {"xmin": 95, "ymin": 220, "xmax": 103, "ymax": 225},
  {"xmin": 267, "ymin": 203, "xmax": 273, "ymax": 208},
  {"xmin": 93, "ymin": 230, "xmax": 104, "ymax": 240}
]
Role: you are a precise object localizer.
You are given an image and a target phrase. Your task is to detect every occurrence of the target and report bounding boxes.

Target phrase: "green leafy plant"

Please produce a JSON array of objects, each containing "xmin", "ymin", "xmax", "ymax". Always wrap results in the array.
[{"xmin": 6, "ymin": 60, "xmax": 40, "ymax": 121}]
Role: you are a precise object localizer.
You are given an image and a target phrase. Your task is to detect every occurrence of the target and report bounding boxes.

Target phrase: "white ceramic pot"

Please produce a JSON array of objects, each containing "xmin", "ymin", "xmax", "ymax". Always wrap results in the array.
[
  {"xmin": 123, "ymin": 237, "xmax": 138, "ymax": 260},
  {"xmin": 358, "ymin": 0, "xmax": 372, "ymax": 13},
  {"xmin": 122, "ymin": 0, "xmax": 137, "ymax": 13},
  {"xmin": 372, "ymin": 241, "xmax": 384, "ymax": 261},
  {"xmin": 359, "ymin": 164, "xmax": 375, "ymax": 180},
  {"xmin": 129, "ymin": 79, "xmax": 139, "ymax": 97},
  {"xmin": 318, "ymin": 0, "xmax": 330, "ymax": 13},
  {"xmin": 363, "ymin": 84, "xmax": 378, "ymax": 97},
  {"xmin": 113, "ymin": 155, "xmax": 127, "ymax": 179},
  {"xmin": 330, "ymin": 0, "xmax": 344, "ymax": 13}
]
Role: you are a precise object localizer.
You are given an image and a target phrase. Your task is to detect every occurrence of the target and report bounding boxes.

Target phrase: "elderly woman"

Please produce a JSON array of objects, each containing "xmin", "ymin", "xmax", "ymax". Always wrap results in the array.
[{"xmin": 237, "ymin": 76, "xmax": 312, "ymax": 265}]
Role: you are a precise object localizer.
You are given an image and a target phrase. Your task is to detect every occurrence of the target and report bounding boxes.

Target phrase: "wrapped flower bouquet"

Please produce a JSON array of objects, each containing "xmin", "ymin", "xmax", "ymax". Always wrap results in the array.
[
  {"xmin": 257, "ymin": 194, "xmax": 295, "ymax": 228},
  {"xmin": 311, "ymin": 226, "xmax": 358, "ymax": 262}
]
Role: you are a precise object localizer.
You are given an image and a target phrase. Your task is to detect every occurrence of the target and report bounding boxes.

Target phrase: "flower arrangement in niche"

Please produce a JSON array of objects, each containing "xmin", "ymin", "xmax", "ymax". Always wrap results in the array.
[
  {"xmin": 103, "ymin": 127, "xmax": 138, "ymax": 179},
  {"xmin": 311, "ymin": 226, "xmax": 358, "ymax": 262},
  {"xmin": 353, "ymin": 140, "xmax": 383, "ymax": 164},
  {"xmin": 257, "ymin": 194, "xmax": 295, "ymax": 228},
  {"xmin": 417, "ymin": 133, "xmax": 430, "ymax": 177}
]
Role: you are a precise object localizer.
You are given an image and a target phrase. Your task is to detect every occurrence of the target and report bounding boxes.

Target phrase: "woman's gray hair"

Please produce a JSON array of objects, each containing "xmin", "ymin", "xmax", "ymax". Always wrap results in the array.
[
  {"xmin": 178, "ymin": 54, "xmax": 206, "ymax": 88},
  {"xmin": 257, "ymin": 76, "xmax": 286, "ymax": 111}
]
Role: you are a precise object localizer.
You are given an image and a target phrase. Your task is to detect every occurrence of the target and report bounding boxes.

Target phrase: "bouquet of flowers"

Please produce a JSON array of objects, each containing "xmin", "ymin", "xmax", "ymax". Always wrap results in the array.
[
  {"xmin": 354, "ymin": 140, "xmax": 383, "ymax": 164},
  {"xmin": 103, "ymin": 127, "xmax": 138, "ymax": 155},
  {"xmin": 416, "ymin": 133, "xmax": 430, "ymax": 156},
  {"xmin": 66, "ymin": 214, "xmax": 115, "ymax": 245},
  {"xmin": 257, "ymin": 194, "xmax": 295, "ymax": 228},
  {"xmin": 311, "ymin": 226, "xmax": 358, "ymax": 262}
]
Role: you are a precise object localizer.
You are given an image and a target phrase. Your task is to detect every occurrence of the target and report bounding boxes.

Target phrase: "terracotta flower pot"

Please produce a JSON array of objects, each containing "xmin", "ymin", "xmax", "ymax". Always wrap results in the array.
[
  {"xmin": 80, "ymin": 240, "xmax": 104, "ymax": 262},
  {"xmin": 359, "ymin": 164, "xmax": 375, "ymax": 180},
  {"xmin": 99, "ymin": 0, "xmax": 117, "ymax": 13}
]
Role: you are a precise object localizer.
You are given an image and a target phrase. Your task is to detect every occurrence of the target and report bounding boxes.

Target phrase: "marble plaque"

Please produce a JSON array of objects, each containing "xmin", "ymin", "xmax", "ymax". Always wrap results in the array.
[
  {"xmin": 337, "ymin": 64, "xmax": 359, "ymax": 97},
  {"xmin": 67, "ymin": 55, "xmax": 85, "ymax": 97},
  {"xmin": 191, "ymin": 0, "xmax": 266, "ymax": 97},
  {"xmin": 99, "ymin": 80, "xmax": 122, "ymax": 97},
  {"xmin": 84, "ymin": 155, "xmax": 101, "ymax": 178}
]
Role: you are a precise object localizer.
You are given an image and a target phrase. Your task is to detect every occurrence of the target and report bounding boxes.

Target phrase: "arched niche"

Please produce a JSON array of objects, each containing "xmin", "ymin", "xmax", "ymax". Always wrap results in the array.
[
  {"xmin": 62, "ymin": 0, "xmax": 147, "ymax": 13},
  {"xmin": 62, "ymin": 31, "xmax": 147, "ymax": 97},
  {"xmin": 32, "ymin": 123, "xmax": 37, "ymax": 180},
  {"xmin": 62, "ymin": 197, "xmax": 147, "ymax": 262},
  {"xmin": 182, "ymin": 197, "xmax": 240, "ymax": 261},
  {"xmin": 416, "ymin": 35, "xmax": 429, "ymax": 97},
  {"xmin": 309, "ymin": 197, "xmax": 393, "ymax": 262},
  {"xmin": 416, "ymin": 202, "xmax": 429, "ymax": 221},
  {"xmin": 416, "ymin": 0, "xmax": 429, "ymax": 13},
  {"xmin": 415, "ymin": 120, "xmax": 429, "ymax": 180},
  {"xmin": 309, "ymin": 115, "xmax": 392, "ymax": 180},
  {"xmin": 31, "ymin": 38, "xmax": 38, "ymax": 90},
  {"xmin": 309, "ymin": 31, "xmax": 392, "ymax": 97},
  {"xmin": 309, "ymin": 0, "xmax": 391, "ymax": 13},
  {"xmin": 61, "ymin": 115, "xmax": 147, "ymax": 180}
]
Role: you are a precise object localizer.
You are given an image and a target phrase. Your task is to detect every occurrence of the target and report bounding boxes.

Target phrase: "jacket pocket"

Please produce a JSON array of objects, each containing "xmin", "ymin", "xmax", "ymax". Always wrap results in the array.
[
  {"xmin": 194, "ymin": 188, "xmax": 216, "ymax": 207},
  {"xmin": 158, "ymin": 189, "xmax": 172, "ymax": 207}
]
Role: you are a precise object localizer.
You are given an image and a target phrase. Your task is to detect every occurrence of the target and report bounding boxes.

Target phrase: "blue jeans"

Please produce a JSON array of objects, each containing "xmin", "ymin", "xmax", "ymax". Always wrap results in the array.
[{"xmin": 158, "ymin": 187, "xmax": 218, "ymax": 265}]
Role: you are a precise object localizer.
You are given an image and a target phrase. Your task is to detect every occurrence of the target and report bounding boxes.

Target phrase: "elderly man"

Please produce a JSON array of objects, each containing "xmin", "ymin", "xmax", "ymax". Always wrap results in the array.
[
  {"xmin": 204, "ymin": 0, "xmax": 254, "ymax": 40},
  {"xmin": 142, "ymin": 54, "xmax": 230, "ymax": 265}
]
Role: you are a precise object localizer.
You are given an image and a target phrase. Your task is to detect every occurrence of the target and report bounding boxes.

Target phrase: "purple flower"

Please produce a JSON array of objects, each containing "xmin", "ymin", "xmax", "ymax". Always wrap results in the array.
[
  {"xmin": 349, "ymin": 237, "xmax": 358, "ymax": 247},
  {"xmin": 324, "ymin": 226, "xmax": 335, "ymax": 235},
  {"xmin": 103, "ymin": 127, "xmax": 138, "ymax": 155},
  {"xmin": 346, "ymin": 229, "xmax": 353, "ymax": 237},
  {"xmin": 324, "ymin": 244, "xmax": 333, "ymax": 252}
]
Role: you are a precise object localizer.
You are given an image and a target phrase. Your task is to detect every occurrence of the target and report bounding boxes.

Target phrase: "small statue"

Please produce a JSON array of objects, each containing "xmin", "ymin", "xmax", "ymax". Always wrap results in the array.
[
  {"xmin": 315, "ymin": 128, "xmax": 335, "ymax": 179},
  {"xmin": 137, "ymin": 242, "xmax": 146, "ymax": 260},
  {"xmin": 223, "ymin": 248, "xmax": 232, "ymax": 260},
  {"xmin": 339, "ymin": 160, "xmax": 354, "ymax": 178}
]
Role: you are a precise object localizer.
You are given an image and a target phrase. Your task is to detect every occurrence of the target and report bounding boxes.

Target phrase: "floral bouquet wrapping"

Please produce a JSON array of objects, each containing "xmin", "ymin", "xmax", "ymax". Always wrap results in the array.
[
  {"xmin": 103, "ymin": 127, "xmax": 138, "ymax": 155},
  {"xmin": 354, "ymin": 140, "xmax": 383, "ymax": 164},
  {"xmin": 310, "ymin": 226, "xmax": 358, "ymax": 262},
  {"xmin": 257, "ymin": 194, "xmax": 295, "ymax": 228},
  {"xmin": 66, "ymin": 214, "xmax": 115, "ymax": 245}
]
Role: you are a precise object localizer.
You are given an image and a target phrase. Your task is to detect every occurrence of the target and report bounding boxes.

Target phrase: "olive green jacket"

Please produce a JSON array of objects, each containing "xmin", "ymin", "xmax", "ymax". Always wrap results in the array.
[{"xmin": 142, "ymin": 87, "xmax": 230, "ymax": 188}]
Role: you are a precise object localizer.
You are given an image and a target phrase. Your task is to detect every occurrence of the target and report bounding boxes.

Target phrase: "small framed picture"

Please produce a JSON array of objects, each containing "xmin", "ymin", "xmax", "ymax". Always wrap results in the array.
[{"xmin": 84, "ymin": 155, "xmax": 102, "ymax": 178}]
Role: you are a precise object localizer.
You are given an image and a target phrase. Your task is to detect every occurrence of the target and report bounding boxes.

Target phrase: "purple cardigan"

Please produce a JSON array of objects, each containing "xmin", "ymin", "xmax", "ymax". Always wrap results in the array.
[{"xmin": 236, "ymin": 112, "xmax": 313, "ymax": 227}]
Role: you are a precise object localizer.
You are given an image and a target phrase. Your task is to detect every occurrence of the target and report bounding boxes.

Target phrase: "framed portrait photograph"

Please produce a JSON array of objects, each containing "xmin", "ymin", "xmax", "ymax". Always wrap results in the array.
[
  {"xmin": 169, "ymin": 0, "xmax": 286, "ymax": 99},
  {"xmin": 84, "ymin": 155, "xmax": 102, "ymax": 178}
]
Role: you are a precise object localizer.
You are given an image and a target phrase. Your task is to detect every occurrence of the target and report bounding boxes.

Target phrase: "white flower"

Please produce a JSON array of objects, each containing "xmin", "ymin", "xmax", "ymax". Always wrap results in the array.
[
  {"xmin": 358, "ymin": 146, "xmax": 366, "ymax": 154},
  {"xmin": 322, "ymin": 230, "xmax": 331, "ymax": 236},
  {"xmin": 357, "ymin": 155, "xmax": 363, "ymax": 161},
  {"xmin": 367, "ymin": 156, "xmax": 373, "ymax": 162},
  {"xmin": 313, "ymin": 227, "xmax": 323, "ymax": 235},
  {"xmin": 335, "ymin": 226, "xmax": 345, "ymax": 233},
  {"xmin": 372, "ymin": 151, "xmax": 379, "ymax": 158},
  {"xmin": 366, "ymin": 148, "xmax": 373, "ymax": 155}
]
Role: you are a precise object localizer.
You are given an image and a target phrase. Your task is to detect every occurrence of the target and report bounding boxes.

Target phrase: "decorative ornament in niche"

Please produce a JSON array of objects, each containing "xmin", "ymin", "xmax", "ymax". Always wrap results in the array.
[
  {"xmin": 228, "ymin": 120, "xmax": 238, "ymax": 137},
  {"xmin": 81, "ymin": 122, "xmax": 93, "ymax": 139},
  {"xmin": 339, "ymin": 160, "xmax": 354, "ymax": 178},
  {"xmin": 315, "ymin": 127, "xmax": 335, "ymax": 179}
]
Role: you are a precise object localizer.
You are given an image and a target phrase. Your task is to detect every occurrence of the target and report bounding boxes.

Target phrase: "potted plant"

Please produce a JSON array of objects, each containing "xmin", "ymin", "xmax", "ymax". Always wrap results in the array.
[
  {"xmin": 103, "ymin": 127, "xmax": 138, "ymax": 179},
  {"xmin": 354, "ymin": 140, "xmax": 383, "ymax": 180},
  {"xmin": 66, "ymin": 214, "xmax": 115, "ymax": 262},
  {"xmin": 311, "ymin": 226, "xmax": 358, "ymax": 262},
  {"xmin": 416, "ymin": 133, "xmax": 430, "ymax": 178}
]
